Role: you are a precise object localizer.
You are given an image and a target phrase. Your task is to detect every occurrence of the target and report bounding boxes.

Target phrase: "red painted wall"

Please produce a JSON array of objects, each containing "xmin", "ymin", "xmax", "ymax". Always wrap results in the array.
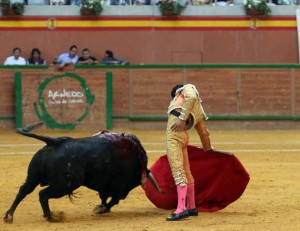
[
  {"xmin": 0, "ymin": 16, "xmax": 298, "ymax": 64},
  {"xmin": 1, "ymin": 66, "xmax": 300, "ymax": 129}
]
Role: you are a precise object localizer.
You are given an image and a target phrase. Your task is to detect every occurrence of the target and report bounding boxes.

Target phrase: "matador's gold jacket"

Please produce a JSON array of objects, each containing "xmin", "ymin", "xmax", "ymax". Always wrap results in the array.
[{"xmin": 167, "ymin": 84, "xmax": 208, "ymax": 127}]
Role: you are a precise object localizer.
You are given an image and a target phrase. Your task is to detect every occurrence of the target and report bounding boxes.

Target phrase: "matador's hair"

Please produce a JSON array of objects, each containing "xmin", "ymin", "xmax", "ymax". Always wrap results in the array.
[{"xmin": 171, "ymin": 84, "xmax": 184, "ymax": 99}]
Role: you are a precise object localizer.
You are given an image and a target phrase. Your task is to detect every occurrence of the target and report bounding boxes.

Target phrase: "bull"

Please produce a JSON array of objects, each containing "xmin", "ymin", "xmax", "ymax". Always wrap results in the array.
[{"xmin": 3, "ymin": 122, "xmax": 162, "ymax": 223}]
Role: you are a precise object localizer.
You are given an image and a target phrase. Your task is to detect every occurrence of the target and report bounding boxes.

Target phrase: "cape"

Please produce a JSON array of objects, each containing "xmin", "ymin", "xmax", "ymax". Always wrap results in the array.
[{"xmin": 143, "ymin": 145, "xmax": 250, "ymax": 212}]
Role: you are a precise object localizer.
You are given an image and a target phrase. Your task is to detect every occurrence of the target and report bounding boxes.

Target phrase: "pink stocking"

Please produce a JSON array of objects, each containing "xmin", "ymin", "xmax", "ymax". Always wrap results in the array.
[
  {"xmin": 174, "ymin": 184, "xmax": 187, "ymax": 214},
  {"xmin": 187, "ymin": 183, "xmax": 196, "ymax": 209}
]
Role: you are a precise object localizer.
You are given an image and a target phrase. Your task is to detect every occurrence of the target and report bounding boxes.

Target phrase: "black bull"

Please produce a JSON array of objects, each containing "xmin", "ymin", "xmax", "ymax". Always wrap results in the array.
[{"xmin": 3, "ymin": 122, "xmax": 162, "ymax": 223}]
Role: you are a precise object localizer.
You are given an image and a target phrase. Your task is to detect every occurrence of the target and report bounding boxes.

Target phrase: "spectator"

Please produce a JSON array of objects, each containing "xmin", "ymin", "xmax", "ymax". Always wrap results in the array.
[
  {"xmin": 110, "ymin": 0, "xmax": 129, "ymax": 5},
  {"xmin": 101, "ymin": 50, "xmax": 129, "ymax": 65},
  {"xmin": 4, "ymin": 47, "xmax": 26, "ymax": 65},
  {"xmin": 191, "ymin": 0, "xmax": 210, "ymax": 5},
  {"xmin": 215, "ymin": 0, "xmax": 233, "ymax": 5},
  {"xmin": 27, "ymin": 48, "xmax": 46, "ymax": 65},
  {"xmin": 133, "ymin": 0, "xmax": 150, "ymax": 4},
  {"xmin": 78, "ymin": 48, "xmax": 98, "ymax": 65},
  {"xmin": 68, "ymin": 0, "xmax": 81, "ymax": 4},
  {"xmin": 276, "ymin": 0, "xmax": 293, "ymax": 4},
  {"xmin": 49, "ymin": 0, "xmax": 66, "ymax": 5},
  {"xmin": 54, "ymin": 45, "xmax": 79, "ymax": 67}
]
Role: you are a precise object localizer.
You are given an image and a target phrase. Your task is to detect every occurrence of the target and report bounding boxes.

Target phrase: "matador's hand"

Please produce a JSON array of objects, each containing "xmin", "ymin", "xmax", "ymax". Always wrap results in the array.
[{"xmin": 171, "ymin": 119, "xmax": 186, "ymax": 132}]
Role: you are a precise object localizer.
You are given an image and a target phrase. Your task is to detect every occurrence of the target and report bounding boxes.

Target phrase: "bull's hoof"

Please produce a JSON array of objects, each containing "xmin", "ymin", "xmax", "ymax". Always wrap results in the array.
[
  {"xmin": 44, "ymin": 212, "xmax": 64, "ymax": 222},
  {"xmin": 3, "ymin": 213, "xmax": 13, "ymax": 224},
  {"xmin": 44, "ymin": 216, "xmax": 61, "ymax": 223},
  {"xmin": 93, "ymin": 204, "xmax": 110, "ymax": 214}
]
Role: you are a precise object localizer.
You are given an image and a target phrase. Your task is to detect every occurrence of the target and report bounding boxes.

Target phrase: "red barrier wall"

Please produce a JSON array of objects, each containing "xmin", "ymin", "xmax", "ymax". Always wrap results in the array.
[
  {"xmin": 1, "ymin": 66, "xmax": 300, "ymax": 130},
  {"xmin": 0, "ymin": 16, "xmax": 297, "ymax": 65}
]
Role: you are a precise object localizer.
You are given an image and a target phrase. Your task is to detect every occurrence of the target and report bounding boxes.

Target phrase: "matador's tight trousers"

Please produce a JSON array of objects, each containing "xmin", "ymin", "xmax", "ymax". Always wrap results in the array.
[{"xmin": 166, "ymin": 115, "xmax": 194, "ymax": 185}]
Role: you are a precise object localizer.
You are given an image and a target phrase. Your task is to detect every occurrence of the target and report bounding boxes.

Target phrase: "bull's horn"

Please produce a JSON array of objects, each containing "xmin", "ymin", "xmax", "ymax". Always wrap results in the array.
[{"xmin": 147, "ymin": 172, "xmax": 164, "ymax": 194}]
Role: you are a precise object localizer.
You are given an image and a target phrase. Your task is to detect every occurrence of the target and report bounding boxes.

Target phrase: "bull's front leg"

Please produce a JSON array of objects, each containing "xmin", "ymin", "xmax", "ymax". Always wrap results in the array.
[
  {"xmin": 93, "ymin": 197, "xmax": 120, "ymax": 214},
  {"xmin": 93, "ymin": 192, "xmax": 111, "ymax": 214},
  {"xmin": 105, "ymin": 197, "xmax": 120, "ymax": 212},
  {"xmin": 94, "ymin": 194, "xmax": 120, "ymax": 215}
]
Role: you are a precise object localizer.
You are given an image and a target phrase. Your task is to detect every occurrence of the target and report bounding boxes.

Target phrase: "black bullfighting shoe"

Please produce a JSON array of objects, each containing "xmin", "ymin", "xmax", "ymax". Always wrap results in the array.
[
  {"xmin": 166, "ymin": 210, "xmax": 189, "ymax": 221},
  {"xmin": 188, "ymin": 208, "xmax": 199, "ymax": 216}
]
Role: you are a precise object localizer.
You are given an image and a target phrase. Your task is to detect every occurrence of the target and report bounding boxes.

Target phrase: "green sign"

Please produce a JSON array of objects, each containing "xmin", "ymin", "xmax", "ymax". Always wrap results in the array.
[{"xmin": 34, "ymin": 73, "xmax": 95, "ymax": 130}]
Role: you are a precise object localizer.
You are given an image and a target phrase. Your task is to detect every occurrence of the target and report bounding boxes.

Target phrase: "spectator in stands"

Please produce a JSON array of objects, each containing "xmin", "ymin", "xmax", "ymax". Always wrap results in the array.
[
  {"xmin": 190, "ymin": 0, "xmax": 210, "ymax": 5},
  {"xmin": 215, "ymin": 0, "xmax": 233, "ymax": 5},
  {"xmin": 49, "ymin": 0, "xmax": 66, "ymax": 5},
  {"xmin": 133, "ymin": 0, "xmax": 150, "ymax": 4},
  {"xmin": 27, "ymin": 48, "xmax": 46, "ymax": 65},
  {"xmin": 110, "ymin": 0, "xmax": 129, "ymax": 5},
  {"xmin": 78, "ymin": 48, "xmax": 98, "ymax": 65},
  {"xmin": 4, "ymin": 47, "xmax": 26, "ymax": 65},
  {"xmin": 68, "ymin": 0, "xmax": 81, "ymax": 4},
  {"xmin": 53, "ymin": 45, "xmax": 79, "ymax": 67},
  {"xmin": 101, "ymin": 50, "xmax": 129, "ymax": 65},
  {"xmin": 276, "ymin": 0, "xmax": 292, "ymax": 4}
]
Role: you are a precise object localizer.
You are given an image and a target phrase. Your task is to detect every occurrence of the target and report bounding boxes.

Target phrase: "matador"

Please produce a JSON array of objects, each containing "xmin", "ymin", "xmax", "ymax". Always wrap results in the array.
[{"xmin": 165, "ymin": 84, "xmax": 213, "ymax": 221}]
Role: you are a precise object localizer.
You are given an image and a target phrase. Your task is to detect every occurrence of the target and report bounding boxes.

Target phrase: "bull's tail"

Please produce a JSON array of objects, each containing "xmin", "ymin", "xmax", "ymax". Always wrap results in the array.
[{"xmin": 16, "ymin": 121, "xmax": 71, "ymax": 146}]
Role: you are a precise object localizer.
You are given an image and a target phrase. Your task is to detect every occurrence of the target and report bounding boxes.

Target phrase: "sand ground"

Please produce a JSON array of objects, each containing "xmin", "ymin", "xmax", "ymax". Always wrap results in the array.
[{"xmin": 0, "ymin": 128, "xmax": 299, "ymax": 231}]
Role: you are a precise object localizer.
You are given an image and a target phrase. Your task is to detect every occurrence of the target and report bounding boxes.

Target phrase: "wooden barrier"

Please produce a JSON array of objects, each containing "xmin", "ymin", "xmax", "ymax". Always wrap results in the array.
[{"xmin": 1, "ymin": 65, "xmax": 300, "ymax": 130}]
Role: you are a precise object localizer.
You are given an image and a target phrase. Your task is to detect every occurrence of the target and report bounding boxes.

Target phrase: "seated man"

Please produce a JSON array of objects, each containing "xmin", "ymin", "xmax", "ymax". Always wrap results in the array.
[
  {"xmin": 215, "ymin": 0, "xmax": 233, "ymax": 5},
  {"xmin": 67, "ymin": 0, "xmax": 81, "ymax": 4},
  {"xmin": 190, "ymin": 0, "xmax": 211, "ymax": 5},
  {"xmin": 101, "ymin": 50, "xmax": 129, "ymax": 65},
  {"xmin": 110, "ymin": 0, "xmax": 130, "ymax": 5},
  {"xmin": 53, "ymin": 45, "xmax": 79, "ymax": 67},
  {"xmin": 77, "ymin": 48, "xmax": 98, "ymax": 65},
  {"xmin": 49, "ymin": 0, "xmax": 66, "ymax": 5},
  {"xmin": 133, "ymin": 0, "xmax": 150, "ymax": 4},
  {"xmin": 4, "ymin": 47, "xmax": 26, "ymax": 65}
]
